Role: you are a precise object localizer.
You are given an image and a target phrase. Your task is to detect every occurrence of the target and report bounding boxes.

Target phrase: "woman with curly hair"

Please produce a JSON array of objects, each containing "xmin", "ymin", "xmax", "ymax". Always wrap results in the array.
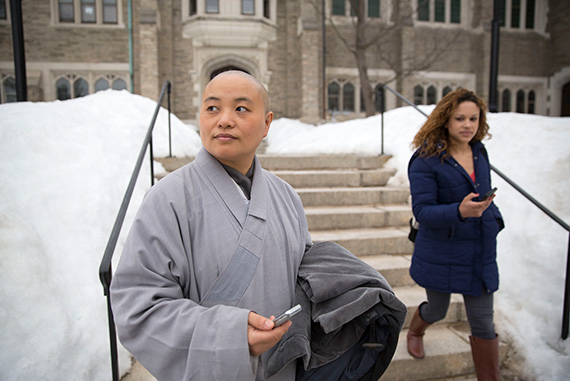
[{"xmin": 407, "ymin": 88, "xmax": 504, "ymax": 380}]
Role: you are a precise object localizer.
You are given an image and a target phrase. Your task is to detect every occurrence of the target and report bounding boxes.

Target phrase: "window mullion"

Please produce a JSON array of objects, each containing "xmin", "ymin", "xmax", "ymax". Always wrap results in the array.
[{"xmin": 520, "ymin": 0, "xmax": 526, "ymax": 30}]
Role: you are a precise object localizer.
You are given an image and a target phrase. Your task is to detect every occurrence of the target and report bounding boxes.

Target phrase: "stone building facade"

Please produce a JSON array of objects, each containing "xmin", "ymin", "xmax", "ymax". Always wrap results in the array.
[{"xmin": 1, "ymin": 0, "xmax": 569, "ymax": 122}]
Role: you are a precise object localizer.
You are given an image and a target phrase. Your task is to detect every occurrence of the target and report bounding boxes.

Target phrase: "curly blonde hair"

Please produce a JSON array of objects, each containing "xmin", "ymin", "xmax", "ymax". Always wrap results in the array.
[{"xmin": 412, "ymin": 88, "xmax": 491, "ymax": 159}]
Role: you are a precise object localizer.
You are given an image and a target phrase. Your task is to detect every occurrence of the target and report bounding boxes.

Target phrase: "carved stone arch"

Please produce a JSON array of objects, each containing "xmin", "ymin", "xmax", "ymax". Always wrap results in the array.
[{"xmin": 200, "ymin": 55, "xmax": 260, "ymax": 93}]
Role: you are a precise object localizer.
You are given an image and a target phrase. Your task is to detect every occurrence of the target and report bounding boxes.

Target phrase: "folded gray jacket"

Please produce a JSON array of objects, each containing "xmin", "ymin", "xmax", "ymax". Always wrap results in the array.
[{"xmin": 264, "ymin": 241, "xmax": 407, "ymax": 380}]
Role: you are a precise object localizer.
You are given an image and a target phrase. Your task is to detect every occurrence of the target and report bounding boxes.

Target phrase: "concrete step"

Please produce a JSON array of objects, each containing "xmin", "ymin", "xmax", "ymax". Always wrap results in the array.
[
  {"xmin": 360, "ymin": 254, "xmax": 414, "ymax": 288},
  {"xmin": 271, "ymin": 168, "xmax": 396, "ymax": 188},
  {"xmin": 305, "ymin": 204, "xmax": 412, "ymax": 231},
  {"xmin": 310, "ymin": 227, "xmax": 414, "ymax": 256},
  {"xmin": 382, "ymin": 322, "xmax": 508, "ymax": 381},
  {"xmin": 298, "ymin": 186, "xmax": 410, "ymax": 207},
  {"xmin": 259, "ymin": 154, "xmax": 392, "ymax": 170},
  {"xmin": 155, "ymin": 154, "xmax": 393, "ymax": 172},
  {"xmin": 393, "ymin": 286, "xmax": 467, "ymax": 329}
]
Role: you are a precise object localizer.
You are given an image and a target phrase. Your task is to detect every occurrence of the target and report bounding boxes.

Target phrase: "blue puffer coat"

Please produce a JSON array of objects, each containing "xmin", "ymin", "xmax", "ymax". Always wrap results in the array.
[{"xmin": 408, "ymin": 141, "xmax": 504, "ymax": 296}]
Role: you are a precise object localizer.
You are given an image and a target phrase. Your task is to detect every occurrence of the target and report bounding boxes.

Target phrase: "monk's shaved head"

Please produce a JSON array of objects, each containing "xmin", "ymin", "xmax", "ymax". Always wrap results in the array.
[{"xmin": 207, "ymin": 71, "xmax": 270, "ymax": 113}]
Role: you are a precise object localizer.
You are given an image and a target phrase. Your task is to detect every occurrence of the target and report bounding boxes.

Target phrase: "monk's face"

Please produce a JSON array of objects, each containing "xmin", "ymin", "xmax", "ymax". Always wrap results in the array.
[{"xmin": 199, "ymin": 72, "xmax": 273, "ymax": 174}]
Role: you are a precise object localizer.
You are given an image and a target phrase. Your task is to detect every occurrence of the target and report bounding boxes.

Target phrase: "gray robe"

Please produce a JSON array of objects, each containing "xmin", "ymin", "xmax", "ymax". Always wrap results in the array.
[{"xmin": 110, "ymin": 148, "xmax": 311, "ymax": 380}]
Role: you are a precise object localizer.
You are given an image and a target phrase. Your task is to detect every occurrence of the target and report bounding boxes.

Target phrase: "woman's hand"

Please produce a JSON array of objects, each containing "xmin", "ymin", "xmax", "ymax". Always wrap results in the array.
[
  {"xmin": 247, "ymin": 311, "xmax": 292, "ymax": 357},
  {"xmin": 458, "ymin": 192, "xmax": 495, "ymax": 218}
]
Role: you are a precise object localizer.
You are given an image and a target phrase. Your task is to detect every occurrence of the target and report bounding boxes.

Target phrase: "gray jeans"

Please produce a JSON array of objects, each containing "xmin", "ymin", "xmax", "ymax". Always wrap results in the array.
[{"xmin": 419, "ymin": 288, "xmax": 496, "ymax": 340}]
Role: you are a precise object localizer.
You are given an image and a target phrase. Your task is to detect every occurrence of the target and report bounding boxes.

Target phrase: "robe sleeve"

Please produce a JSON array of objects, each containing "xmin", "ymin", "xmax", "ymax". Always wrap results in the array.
[{"xmin": 110, "ymin": 177, "xmax": 256, "ymax": 381}]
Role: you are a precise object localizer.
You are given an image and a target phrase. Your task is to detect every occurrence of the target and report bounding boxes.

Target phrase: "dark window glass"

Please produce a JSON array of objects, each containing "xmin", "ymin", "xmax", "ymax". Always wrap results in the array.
[
  {"xmin": 499, "ymin": 0, "xmax": 506, "ymax": 27},
  {"xmin": 528, "ymin": 90, "xmax": 535, "ymax": 114},
  {"xmin": 374, "ymin": 85, "xmax": 385, "ymax": 112},
  {"xmin": 0, "ymin": 0, "xmax": 7, "ymax": 20},
  {"xmin": 263, "ymin": 0, "xmax": 269, "ymax": 18},
  {"xmin": 443, "ymin": 86, "xmax": 453, "ymax": 96},
  {"xmin": 414, "ymin": 85, "xmax": 424, "ymax": 105},
  {"xmin": 95, "ymin": 78, "xmax": 110, "ymax": 92},
  {"xmin": 511, "ymin": 0, "xmax": 520, "ymax": 28},
  {"xmin": 516, "ymin": 89, "xmax": 525, "ymax": 113},
  {"xmin": 206, "ymin": 0, "xmax": 219, "ymax": 13},
  {"xmin": 59, "ymin": 0, "xmax": 74, "ymax": 22},
  {"xmin": 328, "ymin": 82, "xmax": 340, "ymax": 111},
  {"xmin": 525, "ymin": 0, "xmax": 535, "ymax": 29},
  {"xmin": 418, "ymin": 0, "xmax": 429, "ymax": 21},
  {"xmin": 502, "ymin": 89, "xmax": 511, "ymax": 112},
  {"xmin": 112, "ymin": 79, "xmax": 127, "ymax": 90},
  {"xmin": 103, "ymin": 0, "xmax": 117, "ymax": 23},
  {"xmin": 4, "ymin": 77, "xmax": 17, "ymax": 103},
  {"xmin": 450, "ymin": 0, "xmax": 460, "ymax": 23},
  {"xmin": 343, "ymin": 83, "xmax": 355, "ymax": 111},
  {"xmin": 189, "ymin": 0, "xmax": 197, "ymax": 16},
  {"xmin": 57, "ymin": 78, "xmax": 71, "ymax": 100},
  {"xmin": 74, "ymin": 78, "xmax": 89, "ymax": 98},
  {"xmin": 242, "ymin": 0, "xmax": 254, "ymax": 15},
  {"xmin": 332, "ymin": 0, "xmax": 345, "ymax": 16},
  {"xmin": 368, "ymin": 0, "xmax": 380, "ymax": 18},
  {"xmin": 434, "ymin": 0, "xmax": 445, "ymax": 22},
  {"xmin": 427, "ymin": 85, "xmax": 437, "ymax": 104}
]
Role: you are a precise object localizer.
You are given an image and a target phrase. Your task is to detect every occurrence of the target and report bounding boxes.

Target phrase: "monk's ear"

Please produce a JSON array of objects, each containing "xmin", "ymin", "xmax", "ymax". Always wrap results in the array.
[{"xmin": 263, "ymin": 111, "xmax": 273, "ymax": 137}]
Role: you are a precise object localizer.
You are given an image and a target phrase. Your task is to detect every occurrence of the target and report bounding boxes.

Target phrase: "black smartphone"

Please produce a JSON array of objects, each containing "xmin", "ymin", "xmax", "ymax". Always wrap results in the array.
[
  {"xmin": 272, "ymin": 304, "xmax": 302, "ymax": 327},
  {"xmin": 480, "ymin": 187, "xmax": 497, "ymax": 201}
]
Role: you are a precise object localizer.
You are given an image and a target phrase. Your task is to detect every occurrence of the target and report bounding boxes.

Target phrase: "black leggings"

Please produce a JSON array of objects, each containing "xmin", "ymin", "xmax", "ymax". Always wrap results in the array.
[{"xmin": 419, "ymin": 288, "xmax": 496, "ymax": 340}]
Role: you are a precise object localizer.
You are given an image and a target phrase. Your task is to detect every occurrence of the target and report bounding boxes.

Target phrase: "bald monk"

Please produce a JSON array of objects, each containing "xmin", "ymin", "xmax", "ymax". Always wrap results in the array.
[{"xmin": 111, "ymin": 71, "xmax": 311, "ymax": 380}]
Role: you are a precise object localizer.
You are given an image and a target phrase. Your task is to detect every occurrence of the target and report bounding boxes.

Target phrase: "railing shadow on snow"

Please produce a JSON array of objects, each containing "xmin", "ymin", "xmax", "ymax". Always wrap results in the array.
[
  {"xmin": 99, "ymin": 80, "xmax": 172, "ymax": 381},
  {"xmin": 379, "ymin": 84, "xmax": 570, "ymax": 341}
]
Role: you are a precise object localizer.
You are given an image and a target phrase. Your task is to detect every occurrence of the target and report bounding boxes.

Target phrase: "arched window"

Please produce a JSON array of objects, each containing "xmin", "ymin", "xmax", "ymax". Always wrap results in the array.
[
  {"xmin": 414, "ymin": 85, "xmax": 424, "ymax": 105},
  {"xmin": 57, "ymin": 78, "xmax": 71, "ymax": 100},
  {"xmin": 374, "ymin": 85, "xmax": 385, "ymax": 113},
  {"xmin": 343, "ymin": 82, "xmax": 355, "ymax": 112},
  {"xmin": 427, "ymin": 85, "xmax": 437, "ymax": 105},
  {"xmin": 2, "ymin": 76, "xmax": 17, "ymax": 103},
  {"xmin": 527, "ymin": 90, "xmax": 535, "ymax": 114},
  {"xmin": 328, "ymin": 82, "xmax": 340, "ymax": 112},
  {"xmin": 74, "ymin": 78, "xmax": 89, "ymax": 98},
  {"xmin": 95, "ymin": 78, "xmax": 110, "ymax": 92},
  {"xmin": 502, "ymin": 89, "xmax": 511, "ymax": 112},
  {"xmin": 112, "ymin": 78, "xmax": 127, "ymax": 90},
  {"xmin": 516, "ymin": 89, "xmax": 525, "ymax": 113},
  {"xmin": 210, "ymin": 66, "xmax": 249, "ymax": 80},
  {"xmin": 443, "ymin": 86, "xmax": 453, "ymax": 97}
]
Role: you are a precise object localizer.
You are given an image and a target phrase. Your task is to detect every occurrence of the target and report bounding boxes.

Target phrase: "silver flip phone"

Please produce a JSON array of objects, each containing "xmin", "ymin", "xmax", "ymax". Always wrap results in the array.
[{"xmin": 272, "ymin": 304, "xmax": 302, "ymax": 327}]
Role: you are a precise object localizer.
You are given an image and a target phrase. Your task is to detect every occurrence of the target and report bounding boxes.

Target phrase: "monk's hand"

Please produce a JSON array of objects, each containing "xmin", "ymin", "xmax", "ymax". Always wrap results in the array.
[
  {"xmin": 247, "ymin": 311, "xmax": 292, "ymax": 357},
  {"xmin": 459, "ymin": 192, "xmax": 495, "ymax": 218}
]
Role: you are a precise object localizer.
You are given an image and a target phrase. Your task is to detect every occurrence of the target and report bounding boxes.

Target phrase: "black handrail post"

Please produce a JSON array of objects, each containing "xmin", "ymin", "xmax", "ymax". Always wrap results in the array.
[
  {"xmin": 10, "ymin": 0, "xmax": 27, "ymax": 101},
  {"xmin": 380, "ymin": 85, "xmax": 385, "ymax": 155},
  {"xmin": 104, "ymin": 269, "xmax": 120, "ymax": 381},
  {"xmin": 562, "ymin": 234, "xmax": 570, "ymax": 340},
  {"xmin": 168, "ymin": 82, "xmax": 172, "ymax": 158},
  {"xmin": 488, "ymin": 0, "xmax": 501, "ymax": 112},
  {"xmin": 150, "ymin": 135, "xmax": 155, "ymax": 186}
]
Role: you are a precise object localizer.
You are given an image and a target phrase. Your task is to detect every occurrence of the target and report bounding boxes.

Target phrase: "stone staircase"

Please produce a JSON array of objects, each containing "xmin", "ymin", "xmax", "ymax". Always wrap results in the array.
[{"xmin": 126, "ymin": 154, "xmax": 510, "ymax": 380}]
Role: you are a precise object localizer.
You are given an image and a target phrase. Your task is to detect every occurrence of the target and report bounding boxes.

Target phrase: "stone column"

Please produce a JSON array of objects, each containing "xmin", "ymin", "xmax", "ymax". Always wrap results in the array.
[{"xmin": 138, "ymin": 0, "xmax": 159, "ymax": 101}]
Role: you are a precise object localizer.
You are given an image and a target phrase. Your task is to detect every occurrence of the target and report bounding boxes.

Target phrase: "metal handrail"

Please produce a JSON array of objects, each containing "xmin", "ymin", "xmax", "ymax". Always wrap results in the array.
[
  {"xmin": 380, "ymin": 84, "xmax": 570, "ymax": 340},
  {"xmin": 98, "ymin": 80, "xmax": 172, "ymax": 381}
]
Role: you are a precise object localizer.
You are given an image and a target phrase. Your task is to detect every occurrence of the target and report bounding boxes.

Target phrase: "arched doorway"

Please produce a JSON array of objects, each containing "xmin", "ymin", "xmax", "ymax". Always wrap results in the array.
[
  {"xmin": 561, "ymin": 81, "xmax": 570, "ymax": 116},
  {"xmin": 210, "ymin": 66, "xmax": 250, "ymax": 80}
]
